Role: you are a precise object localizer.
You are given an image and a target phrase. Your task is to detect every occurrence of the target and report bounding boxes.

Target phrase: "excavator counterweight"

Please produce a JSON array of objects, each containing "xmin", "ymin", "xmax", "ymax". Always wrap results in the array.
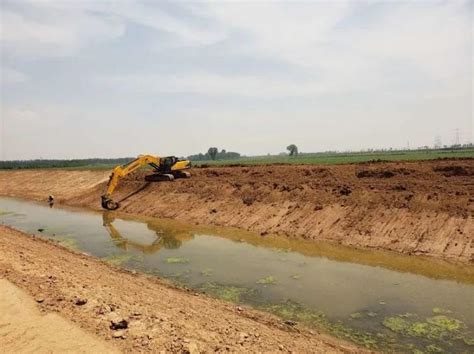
[{"xmin": 101, "ymin": 155, "xmax": 191, "ymax": 210}]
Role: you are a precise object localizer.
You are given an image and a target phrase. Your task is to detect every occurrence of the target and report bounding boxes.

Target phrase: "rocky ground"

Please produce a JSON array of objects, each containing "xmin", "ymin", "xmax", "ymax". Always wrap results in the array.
[
  {"xmin": 0, "ymin": 159, "xmax": 472, "ymax": 262},
  {"xmin": 0, "ymin": 225, "xmax": 361, "ymax": 353}
]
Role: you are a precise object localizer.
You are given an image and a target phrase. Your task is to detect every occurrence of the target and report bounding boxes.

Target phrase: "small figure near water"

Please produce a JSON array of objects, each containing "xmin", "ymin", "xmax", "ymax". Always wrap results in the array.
[{"xmin": 47, "ymin": 195, "xmax": 54, "ymax": 208}]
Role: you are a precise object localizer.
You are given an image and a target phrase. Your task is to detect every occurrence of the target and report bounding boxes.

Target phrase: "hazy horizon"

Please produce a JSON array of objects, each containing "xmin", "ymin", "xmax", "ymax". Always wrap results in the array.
[{"xmin": 1, "ymin": 0, "xmax": 473, "ymax": 160}]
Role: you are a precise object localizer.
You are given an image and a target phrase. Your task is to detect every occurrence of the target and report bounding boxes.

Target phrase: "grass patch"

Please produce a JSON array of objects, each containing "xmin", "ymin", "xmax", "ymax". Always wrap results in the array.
[{"xmin": 192, "ymin": 149, "xmax": 474, "ymax": 167}]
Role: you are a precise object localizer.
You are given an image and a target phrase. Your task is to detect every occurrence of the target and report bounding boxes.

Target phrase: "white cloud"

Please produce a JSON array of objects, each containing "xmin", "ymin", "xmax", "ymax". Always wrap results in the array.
[
  {"xmin": 0, "ymin": 0, "xmax": 225, "ymax": 58},
  {"xmin": 90, "ymin": 1, "xmax": 471, "ymax": 100},
  {"xmin": 93, "ymin": 72, "xmax": 335, "ymax": 98},
  {"xmin": 201, "ymin": 1, "xmax": 470, "ymax": 89},
  {"xmin": 1, "ymin": 66, "xmax": 29, "ymax": 84},
  {"xmin": 0, "ymin": 1, "xmax": 472, "ymax": 159},
  {"xmin": 1, "ymin": 2, "xmax": 126, "ymax": 57},
  {"xmin": 101, "ymin": 1, "xmax": 225, "ymax": 47}
]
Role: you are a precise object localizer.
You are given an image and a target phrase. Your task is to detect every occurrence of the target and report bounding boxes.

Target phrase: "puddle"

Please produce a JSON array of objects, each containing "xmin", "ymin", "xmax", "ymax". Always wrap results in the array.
[{"xmin": 1, "ymin": 197, "xmax": 474, "ymax": 352}]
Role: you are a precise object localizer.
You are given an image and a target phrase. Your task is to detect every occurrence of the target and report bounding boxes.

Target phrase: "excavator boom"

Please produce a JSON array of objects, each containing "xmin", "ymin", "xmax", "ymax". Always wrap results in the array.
[{"xmin": 101, "ymin": 154, "xmax": 190, "ymax": 210}]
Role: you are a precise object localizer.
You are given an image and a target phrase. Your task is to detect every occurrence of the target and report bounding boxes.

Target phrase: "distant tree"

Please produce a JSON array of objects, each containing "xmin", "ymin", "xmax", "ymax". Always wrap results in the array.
[
  {"xmin": 286, "ymin": 144, "xmax": 298, "ymax": 156},
  {"xmin": 207, "ymin": 147, "xmax": 219, "ymax": 160},
  {"xmin": 187, "ymin": 149, "xmax": 240, "ymax": 161}
]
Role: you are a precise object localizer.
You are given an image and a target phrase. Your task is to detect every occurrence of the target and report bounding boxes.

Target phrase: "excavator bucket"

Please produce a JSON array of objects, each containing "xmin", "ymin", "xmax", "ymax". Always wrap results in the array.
[{"xmin": 101, "ymin": 196, "xmax": 119, "ymax": 210}]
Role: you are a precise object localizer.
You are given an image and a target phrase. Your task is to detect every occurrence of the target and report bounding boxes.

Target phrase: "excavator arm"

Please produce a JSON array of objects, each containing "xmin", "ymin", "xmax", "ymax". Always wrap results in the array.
[
  {"xmin": 101, "ymin": 154, "xmax": 190, "ymax": 210},
  {"xmin": 101, "ymin": 155, "xmax": 161, "ymax": 210}
]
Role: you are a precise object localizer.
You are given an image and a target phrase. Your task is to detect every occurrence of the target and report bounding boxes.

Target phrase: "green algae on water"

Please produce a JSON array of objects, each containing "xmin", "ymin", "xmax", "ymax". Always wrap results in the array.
[
  {"xmin": 169, "ymin": 269, "xmax": 192, "ymax": 283},
  {"xmin": 256, "ymin": 276, "xmax": 277, "ymax": 285},
  {"xmin": 55, "ymin": 237, "xmax": 79, "ymax": 250},
  {"xmin": 199, "ymin": 282, "xmax": 256, "ymax": 303},
  {"xmin": 103, "ymin": 253, "xmax": 133, "ymax": 266},
  {"xmin": 426, "ymin": 344, "xmax": 443, "ymax": 353},
  {"xmin": 200, "ymin": 268, "xmax": 213, "ymax": 277},
  {"xmin": 383, "ymin": 316, "xmax": 410, "ymax": 333},
  {"xmin": 165, "ymin": 257, "xmax": 189, "ymax": 264},
  {"xmin": 463, "ymin": 338, "xmax": 474, "ymax": 346},
  {"xmin": 260, "ymin": 300, "xmax": 381, "ymax": 350},
  {"xmin": 261, "ymin": 299, "xmax": 325, "ymax": 324},
  {"xmin": 0, "ymin": 210, "xmax": 24, "ymax": 217},
  {"xmin": 432, "ymin": 307, "xmax": 451, "ymax": 314},
  {"xmin": 383, "ymin": 314, "xmax": 465, "ymax": 339},
  {"xmin": 350, "ymin": 312, "xmax": 363, "ymax": 319},
  {"xmin": 427, "ymin": 315, "xmax": 463, "ymax": 331}
]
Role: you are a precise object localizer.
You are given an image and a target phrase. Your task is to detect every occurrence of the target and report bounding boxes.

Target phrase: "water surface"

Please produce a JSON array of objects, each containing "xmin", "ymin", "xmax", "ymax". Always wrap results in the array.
[{"xmin": 1, "ymin": 197, "xmax": 473, "ymax": 352}]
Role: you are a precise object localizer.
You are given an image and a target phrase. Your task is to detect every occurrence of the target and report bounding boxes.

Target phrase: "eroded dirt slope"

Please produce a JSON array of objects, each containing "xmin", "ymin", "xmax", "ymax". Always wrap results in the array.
[
  {"xmin": 1, "ymin": 159, "xmax": 473, "ymax": 262},
  {"xmin": 0, "ymin": 169, "xmax": 109, "ymax": 200},
  {"xmin": 0, "ymin": 226, "xmax": 358, "ymax": 353}
]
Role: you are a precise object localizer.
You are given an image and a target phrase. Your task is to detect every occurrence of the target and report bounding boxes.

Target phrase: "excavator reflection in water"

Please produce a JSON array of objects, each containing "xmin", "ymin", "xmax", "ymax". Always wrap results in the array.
[{"xmin": 102, "ymin": 212, "xmax": 194, "ymax": 254}]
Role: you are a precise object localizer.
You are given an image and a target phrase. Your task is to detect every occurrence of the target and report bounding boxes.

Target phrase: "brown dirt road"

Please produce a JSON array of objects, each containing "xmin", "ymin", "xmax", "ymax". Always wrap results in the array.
[
  {"xmin": 0, "ymin": 225, "xmax": 359, "ymax": 353},
  {"xmin": 0, "ymin": 159, "xmax": 473, "ymax": 262},
  {"xmin": 0, "ymin": 278, "xmax": 119, "ymax": 353}
]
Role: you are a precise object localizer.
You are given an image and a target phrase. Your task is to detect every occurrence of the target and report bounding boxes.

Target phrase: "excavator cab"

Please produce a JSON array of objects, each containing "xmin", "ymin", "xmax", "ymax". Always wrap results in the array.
[{"xmin": 101, "ymin": 155, "xmax": 191, "ymax": 210}]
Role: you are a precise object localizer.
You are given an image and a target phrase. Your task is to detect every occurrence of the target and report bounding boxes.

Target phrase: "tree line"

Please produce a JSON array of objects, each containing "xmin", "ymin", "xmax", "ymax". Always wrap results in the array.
[
  {"xmin": 187, "ymin": 148, "xmax": 241, "ymax": 161},
  {"xmin": 0, "ymin": 158, "xmax": 134, "ymax": 169}
]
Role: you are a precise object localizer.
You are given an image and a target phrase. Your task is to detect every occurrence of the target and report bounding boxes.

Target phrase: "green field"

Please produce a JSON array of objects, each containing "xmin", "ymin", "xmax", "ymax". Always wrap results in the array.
[
  {"xmin": 192, "ymin": 148, "xmax": 474, "ymax": 167},
  {"xmin": 1, "ymin": 148, "xmax": 473, "ymax": 170}
]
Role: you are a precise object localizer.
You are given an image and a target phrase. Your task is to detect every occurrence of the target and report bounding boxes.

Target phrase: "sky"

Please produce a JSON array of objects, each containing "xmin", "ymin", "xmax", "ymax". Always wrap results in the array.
[{"xmin": 0, "ymin": 0, "xmax": 472, "ymax": 160}]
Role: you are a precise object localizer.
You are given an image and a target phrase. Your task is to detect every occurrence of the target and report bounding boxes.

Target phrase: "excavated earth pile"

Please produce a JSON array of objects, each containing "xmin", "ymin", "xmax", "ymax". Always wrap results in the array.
[{"xmin": 0, "ymin": 159, "xmax": 473, "ymax": 263}]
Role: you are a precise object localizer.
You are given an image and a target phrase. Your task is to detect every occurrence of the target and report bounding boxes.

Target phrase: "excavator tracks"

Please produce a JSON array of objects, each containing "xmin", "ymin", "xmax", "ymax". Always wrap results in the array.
[{"xmin": 145, "ymin": 173, "xmax": 175, "ymax": 182}]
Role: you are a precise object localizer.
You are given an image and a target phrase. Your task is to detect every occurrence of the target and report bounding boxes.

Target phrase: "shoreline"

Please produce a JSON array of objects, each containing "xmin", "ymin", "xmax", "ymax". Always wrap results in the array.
[{"xmin": 0, "ymin": 225, "xmax": 360, "ymax": 352}]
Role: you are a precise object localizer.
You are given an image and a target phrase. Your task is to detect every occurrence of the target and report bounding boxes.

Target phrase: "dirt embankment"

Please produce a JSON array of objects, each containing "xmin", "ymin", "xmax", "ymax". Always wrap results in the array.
[
  {"xmin": 0, "ymin": 225, "xmax": 358, "ymax": 353},
  {"xmin": 0, "ymin": 159, "xmax": 473, "ymax": 263}
]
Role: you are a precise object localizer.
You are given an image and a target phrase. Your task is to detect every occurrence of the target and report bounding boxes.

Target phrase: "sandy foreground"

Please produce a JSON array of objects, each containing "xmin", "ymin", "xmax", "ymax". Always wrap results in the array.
[
  {"xmin": 0, "ymin": 225, "xmax": 361, "ymax": 353},
  {"xmin": 0, "ymin": 159, "xmax": 472, "ymax": 262}
]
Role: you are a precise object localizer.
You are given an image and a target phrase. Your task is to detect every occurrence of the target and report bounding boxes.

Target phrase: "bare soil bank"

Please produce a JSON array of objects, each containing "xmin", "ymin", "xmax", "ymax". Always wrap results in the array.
[
  {"xmin": 0, "ymin": 225, "xmax": 358, "ymax": 352},
  {"xmin": 0, "ymin": 159, "xmax": 472, "ymax": 263},
  {"xmin": 0, "ymin": 278, "xmax": 118, "ymax": 353}
]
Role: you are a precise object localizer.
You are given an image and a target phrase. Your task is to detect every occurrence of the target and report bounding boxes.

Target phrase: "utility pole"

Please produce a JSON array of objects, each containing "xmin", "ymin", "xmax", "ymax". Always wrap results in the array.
[
  {"xmin": 434, "ymin": 135, "xmax": 442, "ymax": 149},
  {"xmin": 454, "ymin": 128, "xmax": 460, "ymax": 146}
]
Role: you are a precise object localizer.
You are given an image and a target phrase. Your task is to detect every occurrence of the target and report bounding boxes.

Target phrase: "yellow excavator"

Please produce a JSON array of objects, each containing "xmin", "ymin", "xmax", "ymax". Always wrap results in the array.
[{"xmin": 101, "ymin": 154, "xmax": 191, "ymax": 210}]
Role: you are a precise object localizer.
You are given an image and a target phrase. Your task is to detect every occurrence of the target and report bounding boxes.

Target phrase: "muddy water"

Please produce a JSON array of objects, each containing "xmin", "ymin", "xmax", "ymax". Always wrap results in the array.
[{"xmin": 1, "ymin": 197, "xmax": 473, "ymax": 352}]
